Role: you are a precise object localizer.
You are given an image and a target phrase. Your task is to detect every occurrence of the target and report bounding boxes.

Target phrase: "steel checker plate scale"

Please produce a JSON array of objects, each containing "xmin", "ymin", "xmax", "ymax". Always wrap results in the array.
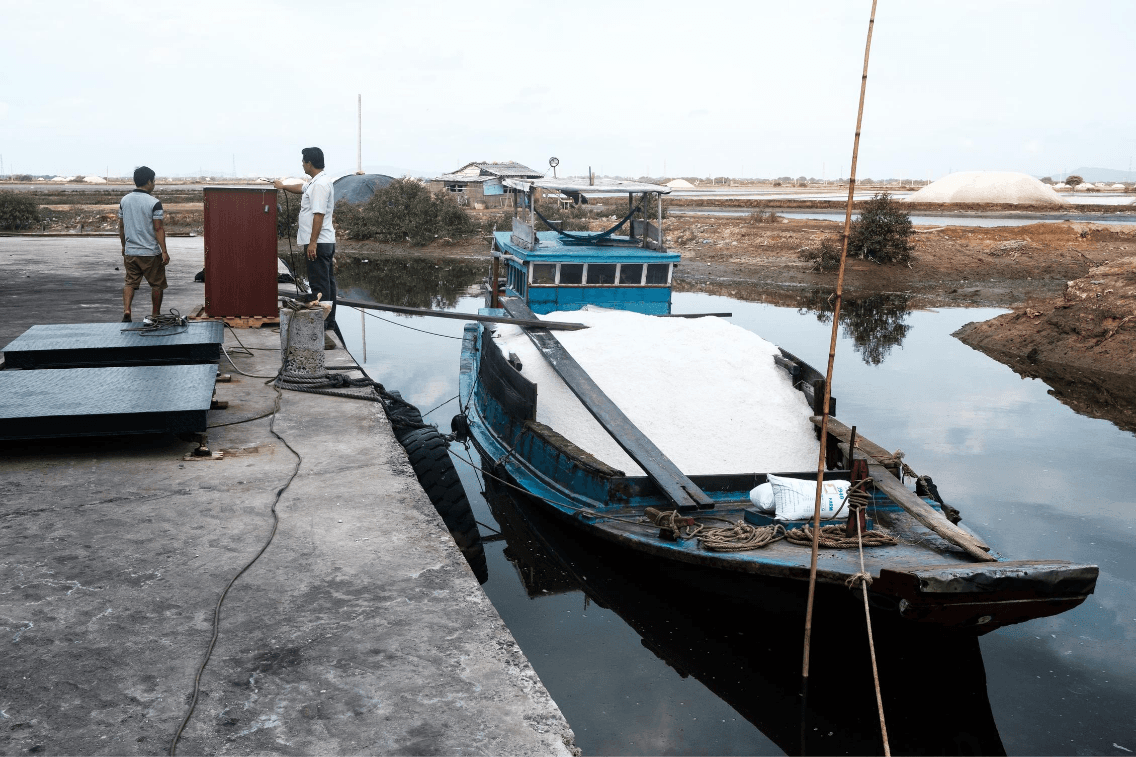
[
  {"xmin": 1, "ymin": 322, "xmax": 224, "ymax": 369},
  {"xmin": 0, "ymin": 364, "xmax": 217, "ymax": 439}
]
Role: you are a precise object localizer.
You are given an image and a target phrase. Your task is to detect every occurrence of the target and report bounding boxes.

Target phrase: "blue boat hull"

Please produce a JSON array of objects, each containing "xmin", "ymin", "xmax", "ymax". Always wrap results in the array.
[{"xmin": 457, "ymin": 318, "xmax": 1098, "ymax": 632}]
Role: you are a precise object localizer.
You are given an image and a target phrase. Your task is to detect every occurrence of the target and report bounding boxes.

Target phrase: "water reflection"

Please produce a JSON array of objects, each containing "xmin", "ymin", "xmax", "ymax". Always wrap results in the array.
[
  {"xmin": 336, "ymin": 254, "xmax": 485, "ymax": 310},
  {"xmin": 484, "ymin": 473, "xmax": 1005, "ymax": 756},
  {"xmin": 800, "ymin": 291, "xmax": 913, "ymax": 365}
]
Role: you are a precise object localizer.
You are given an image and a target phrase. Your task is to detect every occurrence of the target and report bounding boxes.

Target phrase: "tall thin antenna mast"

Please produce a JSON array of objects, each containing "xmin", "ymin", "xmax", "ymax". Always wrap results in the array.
[{"xmin": 357, "ymin": 94, "xmax": 362, "ymax": 174}]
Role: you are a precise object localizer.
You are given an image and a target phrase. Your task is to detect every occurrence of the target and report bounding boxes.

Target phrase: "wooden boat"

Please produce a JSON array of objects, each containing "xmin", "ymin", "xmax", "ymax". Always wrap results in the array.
[
  {"xmin": 483, "ymin": 477, "xmax": 1008, "ymax": 755},
  {"xmin": 456, "ymin": 178, "xmax": 1097, "ymax": 634}
]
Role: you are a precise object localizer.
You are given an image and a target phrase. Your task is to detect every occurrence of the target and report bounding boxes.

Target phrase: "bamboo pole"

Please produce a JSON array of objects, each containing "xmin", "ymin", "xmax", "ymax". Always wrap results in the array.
[{"xmin": 801, "ymin": 1, "xmax": 885, "ymax": 753}]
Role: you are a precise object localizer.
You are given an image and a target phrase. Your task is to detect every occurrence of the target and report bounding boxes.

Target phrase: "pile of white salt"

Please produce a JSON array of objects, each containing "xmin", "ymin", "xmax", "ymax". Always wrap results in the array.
[
  {"xmin": 490, "ymin": 307, "xmax": 820, "ymax": 476},
  {"xmin": 906, "ymin": 171, "xmax": 1067, "ymax": 205}
]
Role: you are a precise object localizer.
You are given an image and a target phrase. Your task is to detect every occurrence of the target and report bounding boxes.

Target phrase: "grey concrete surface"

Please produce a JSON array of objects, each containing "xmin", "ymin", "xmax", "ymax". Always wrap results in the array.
[{"xmin": 0, "ymin": 236, "xmax": 575, "ymax": 755}]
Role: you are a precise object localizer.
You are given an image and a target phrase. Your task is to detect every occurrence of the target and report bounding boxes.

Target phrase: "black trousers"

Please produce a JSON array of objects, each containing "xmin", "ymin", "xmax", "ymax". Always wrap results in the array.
[{"xmin": 305, "ymin": 242, "xmax": 337, "ymax": 329}]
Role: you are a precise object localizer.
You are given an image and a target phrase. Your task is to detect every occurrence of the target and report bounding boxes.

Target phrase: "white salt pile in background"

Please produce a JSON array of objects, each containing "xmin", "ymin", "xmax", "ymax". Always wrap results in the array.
[
  {"xmin": 491, "ymin": 307, "xmax": 820, "ymax": 476},
  {"xmin": 905, "ymin": 171, "xmax": 1067, "ymax": 205}
]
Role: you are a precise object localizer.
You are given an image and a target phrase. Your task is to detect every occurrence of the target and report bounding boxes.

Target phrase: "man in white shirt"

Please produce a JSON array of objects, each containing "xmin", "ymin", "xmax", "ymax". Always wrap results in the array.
[{"xmin": 275, "ymin": 147, "xmax": 337, "ymax": 339}]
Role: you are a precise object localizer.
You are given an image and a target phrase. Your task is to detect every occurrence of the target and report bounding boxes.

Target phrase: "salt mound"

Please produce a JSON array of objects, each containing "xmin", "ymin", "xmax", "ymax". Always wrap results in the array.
[
  {"xmin": 1111, "ymin": 184, "xmax": 1127, "ymax": 190},
  {"xmin": 666, "ymin": 178, "xmax": 695, "ymax": 189},
  {"xmin": 491, "ymin": 308, "xmax": 820, "ymax": 476},
  {"xmin": 905, "ymin": 171, "xmax": 1067, "ymax": 205},
  {"xmin": 83, "ymin": 176, "xmax": 107, "ymax": 184},
  {"xmin": 49, "ymin": 176, "xmax": 68, "ymax": 182},
  {"xmin": 1074, "ymin": 183, "xmax": 1096, "ymax": 191}
]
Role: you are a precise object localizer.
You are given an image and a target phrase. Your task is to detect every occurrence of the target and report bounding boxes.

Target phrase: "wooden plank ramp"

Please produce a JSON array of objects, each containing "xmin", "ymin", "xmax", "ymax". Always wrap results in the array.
[
  {"xmin": 326, "ymin": 295, "xmax": 588, "ymax": 331},
  {"xmin": 502, "ymin": 298, "xmax": 714, "ymax": 513}
]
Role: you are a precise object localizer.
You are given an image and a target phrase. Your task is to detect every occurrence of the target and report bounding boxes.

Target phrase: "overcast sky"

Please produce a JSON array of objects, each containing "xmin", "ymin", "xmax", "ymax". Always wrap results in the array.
[{"xmin": 2, "ymin": 0, "xmax": 1134, "ymax": 181}]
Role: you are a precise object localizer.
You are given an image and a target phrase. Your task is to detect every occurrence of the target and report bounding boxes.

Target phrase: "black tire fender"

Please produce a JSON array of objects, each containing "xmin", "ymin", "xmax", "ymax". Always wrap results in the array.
[{"xmin": 398, "ymin": 426, "xmax": 488, "ymax": 583}]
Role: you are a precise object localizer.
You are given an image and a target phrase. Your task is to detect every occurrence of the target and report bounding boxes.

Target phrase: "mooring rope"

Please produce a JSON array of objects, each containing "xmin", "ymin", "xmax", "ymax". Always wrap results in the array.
[
  {"xmin": 850, "ymin": 477, "xmax": 890, "ymax": 753},
  {"xmin": 697, "ymin": 521, "xmax": 787, "ymax": 552}
]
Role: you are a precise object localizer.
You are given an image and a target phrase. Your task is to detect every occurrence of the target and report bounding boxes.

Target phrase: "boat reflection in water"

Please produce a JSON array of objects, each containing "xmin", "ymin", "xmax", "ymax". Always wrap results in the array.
[{"xmin": 482, "ymin": 468, "xmax": 1005, "ymax": 756}]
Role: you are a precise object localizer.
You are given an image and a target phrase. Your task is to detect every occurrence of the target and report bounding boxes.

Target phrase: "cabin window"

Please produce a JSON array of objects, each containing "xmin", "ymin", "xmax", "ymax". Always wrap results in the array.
[
  {"xmin": 586, "ymin": 264, "xmax": 617, "ymax": 285},
  {"xmin": 645, "ymin": 263, "xmax": 671, "ymax": 285},
  {"xmin": 559, "ymin": 263, "xmax": 584, "ymax": 285},
  {"xmin": 531, "ymin": 263, "xmax": 557, "ymax": 285},
  {"xmin": 618, "ymin": 263, "xmax": 644, "ymax": 285}
]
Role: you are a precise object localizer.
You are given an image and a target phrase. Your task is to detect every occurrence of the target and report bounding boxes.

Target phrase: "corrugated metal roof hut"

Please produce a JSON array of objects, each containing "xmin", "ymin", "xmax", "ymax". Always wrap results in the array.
[{"xmin": 428, "ymin": 161, "xmax": 543, "ymax": 208}]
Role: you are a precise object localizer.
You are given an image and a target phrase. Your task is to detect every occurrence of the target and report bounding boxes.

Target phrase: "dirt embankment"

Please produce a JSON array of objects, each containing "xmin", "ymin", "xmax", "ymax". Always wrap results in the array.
[
  {"xmin": 667, "ymin": 196, "xmax": 1136, "ymax": 216},
  {"xmin": 666, "ymin": 215, "xmax": 1133, "ymax": 307},
  {"xmin": 954, "ymin": 257, "xmax": 1136, "ymax": 432}
]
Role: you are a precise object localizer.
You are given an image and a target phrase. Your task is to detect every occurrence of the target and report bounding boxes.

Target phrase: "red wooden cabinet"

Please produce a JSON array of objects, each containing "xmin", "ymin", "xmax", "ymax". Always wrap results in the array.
[{"xmin": 203, "ymin": 187, "xmax": 279, "ymax": 318}]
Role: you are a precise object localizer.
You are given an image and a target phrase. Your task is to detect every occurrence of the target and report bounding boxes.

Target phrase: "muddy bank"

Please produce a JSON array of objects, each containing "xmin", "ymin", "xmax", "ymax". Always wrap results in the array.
[
  {"xmin": 954, "ymin": 257, "xmax": 1136, "ymax": 433},
  {"xmin": 668, "ymin": 216, "xmax": 1135, "ymax": 307},
  {"xmin": 666, "ymin": 196, "xmax": 1136, "ymax": 217}
]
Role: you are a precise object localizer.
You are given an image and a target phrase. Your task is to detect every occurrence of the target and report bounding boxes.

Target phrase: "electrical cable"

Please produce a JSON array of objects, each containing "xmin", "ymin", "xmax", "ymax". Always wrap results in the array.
[
  {"xmin": 361, "ymin": 308, "xmax": 463, "ymax": 340},
  {"xmin": 421, "ymin": 394, "xmax": 459, "ymax": 418},
  {"xmin": 281, "ymin": 189, "xmax": 303, "ymax": 297},
  {"xmin": 169, "ymin": 383, "xmax": 300, "ymax": 756},
  {"xmin": 220, "ymin": 345, "xmax": 279, "ymax": 379},
  {"xmin": 121, "ymin": 309, "xmax": 189, "ymax": 336}
]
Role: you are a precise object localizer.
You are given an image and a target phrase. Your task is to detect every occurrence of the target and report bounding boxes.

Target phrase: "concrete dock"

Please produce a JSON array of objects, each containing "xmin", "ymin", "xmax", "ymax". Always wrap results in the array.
[{"xmin": 0, "ymin": 237, "xmax": 576, "ymax": 755}]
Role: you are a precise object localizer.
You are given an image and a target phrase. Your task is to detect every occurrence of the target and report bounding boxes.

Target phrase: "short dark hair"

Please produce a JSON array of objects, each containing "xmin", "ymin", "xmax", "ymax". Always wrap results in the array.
[
  {"xmin": 301, "ymin": 147, "xmax": 325, "ymax": 170},
  {"xmin": 134, "ymin": 166, "xmax": 156, "ymax": 187}
]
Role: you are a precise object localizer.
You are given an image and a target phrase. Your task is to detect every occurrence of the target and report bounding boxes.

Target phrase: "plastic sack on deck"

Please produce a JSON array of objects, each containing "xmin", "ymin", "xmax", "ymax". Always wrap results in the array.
[
  {"xmin": 748, "ymin": 483, "xmax": 775, "ymax": 514},
  {"xmin": 766, "ymin": 474, "xmax": 851, "ymax": 521}
]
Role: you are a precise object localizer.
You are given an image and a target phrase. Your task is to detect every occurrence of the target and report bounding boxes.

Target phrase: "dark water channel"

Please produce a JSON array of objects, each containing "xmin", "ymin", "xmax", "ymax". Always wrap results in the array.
[{"xmin": 336, "ymin": 259, "xmax": 1136, "ymax": 755}]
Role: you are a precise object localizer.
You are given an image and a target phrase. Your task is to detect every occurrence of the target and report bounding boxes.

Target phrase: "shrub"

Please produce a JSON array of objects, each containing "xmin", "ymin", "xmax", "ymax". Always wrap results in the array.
[
  {"xmin": 1065, "ymin": 175, "xmax": 1084, "ymax": 188},
  {"xmin": 747, "ymin": 209, "xmax": 779, "ymax": 225},
  {"xmin": 799, "ymin": 237, "xmax": 843, "ymax": 271},
  {"xmin": 848, "ymin": 192, "xmax": 914, "ymax": 265},
  {"xmin": 0, "ymin": 191, "xmax": 40, "ymax": 230},
  {"xmin": 336, "ymin": 178, "xmax": 473, "ymax": 245}
]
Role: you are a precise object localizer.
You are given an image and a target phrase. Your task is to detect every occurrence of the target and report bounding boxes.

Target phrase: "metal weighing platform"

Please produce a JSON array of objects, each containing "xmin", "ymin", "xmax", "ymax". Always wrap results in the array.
[
  {"xmin": 0, "ymin": 364, "xmax": 218, "ymax": 440},
  {"xmin": 1, "ymin": 321, "xmax": 224, "ymax": 369}
]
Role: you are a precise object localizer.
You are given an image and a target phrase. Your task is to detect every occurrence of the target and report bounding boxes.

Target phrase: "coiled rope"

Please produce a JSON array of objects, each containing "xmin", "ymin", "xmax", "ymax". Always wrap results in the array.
[{"xmin": 121, "ymin": 309, "xmax": 189, "ymax": 336}]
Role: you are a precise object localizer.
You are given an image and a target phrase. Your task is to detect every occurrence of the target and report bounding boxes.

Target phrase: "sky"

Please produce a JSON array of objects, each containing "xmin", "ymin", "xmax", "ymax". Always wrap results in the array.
[{"xmin": 1, "ymin": 0, "xmax": 1134, "ymax": 181}]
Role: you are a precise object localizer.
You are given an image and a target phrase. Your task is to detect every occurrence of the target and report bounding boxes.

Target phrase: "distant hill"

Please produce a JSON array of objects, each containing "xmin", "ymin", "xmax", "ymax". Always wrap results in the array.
[{"xmin": 1047, "ymin": 167, "xmax": 1134, "ymax": 183}]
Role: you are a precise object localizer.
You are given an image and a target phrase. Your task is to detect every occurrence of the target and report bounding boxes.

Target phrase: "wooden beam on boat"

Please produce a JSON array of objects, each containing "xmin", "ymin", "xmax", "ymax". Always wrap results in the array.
[
  {"xmin": 869, "ymin": 466, "xmax": 995, "ymax": 562},
  {"xmin": 502, "ymin": 298, "xmax": 716, "ymax": 513},
  {"xmin": 328, "ymin": 296, "xmax": 588, "ymax": 331},
  {"xmin": 812, "ymin": 416, "xmax": 995, "ymax": 561}
]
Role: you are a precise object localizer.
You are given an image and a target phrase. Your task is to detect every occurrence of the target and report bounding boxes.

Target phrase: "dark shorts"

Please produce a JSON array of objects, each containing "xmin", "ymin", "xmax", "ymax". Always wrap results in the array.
[{"xmin": 124, "ymin": 255, "xmax": 168, "ymax": 290}]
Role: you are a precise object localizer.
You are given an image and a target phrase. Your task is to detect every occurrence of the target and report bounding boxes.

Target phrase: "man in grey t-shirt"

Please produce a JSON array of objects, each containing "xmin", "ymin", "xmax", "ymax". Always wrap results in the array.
[{"xmin": 116, "ymin": 166, "xmax": 169, "ymax": 323}]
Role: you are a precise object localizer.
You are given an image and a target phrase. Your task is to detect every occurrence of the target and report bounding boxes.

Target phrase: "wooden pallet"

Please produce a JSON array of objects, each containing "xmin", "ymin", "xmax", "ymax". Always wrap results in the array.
[{"xmin": 188, "ymin": 305, "xmax": 279, "ymax": 329}]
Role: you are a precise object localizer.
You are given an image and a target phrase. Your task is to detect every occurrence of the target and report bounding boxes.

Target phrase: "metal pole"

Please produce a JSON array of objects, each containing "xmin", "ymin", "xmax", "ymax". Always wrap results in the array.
[
  {"xmin": 361, "ymin": 307, "xmax": 366, "ymax": 363},
  {"xmin": 357, "ymin": 95, "xmax": 362, "ymax": 173},
  {"xmin": 802, "ymin": 1, "xmax": 884, "ymax": 753},
  {"xmin": 641, "ymin": 193, "xmax": 648, "ymax": 248},
  {"xmin": 657, "ymin": 191, "xmax": 663, "ymax": 249}
]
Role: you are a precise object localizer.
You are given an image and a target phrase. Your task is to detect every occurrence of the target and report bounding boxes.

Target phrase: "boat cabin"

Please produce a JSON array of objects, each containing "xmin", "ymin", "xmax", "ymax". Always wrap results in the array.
[{"xmin": 491, "ymin": 178, "xmax": 681, "ymax": 315}]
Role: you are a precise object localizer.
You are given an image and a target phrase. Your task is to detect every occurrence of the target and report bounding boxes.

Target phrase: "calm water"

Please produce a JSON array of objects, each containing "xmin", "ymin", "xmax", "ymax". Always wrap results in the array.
[{"xmin": 336, "ymin": 264, "xmax": 1136, "ymax": 755}]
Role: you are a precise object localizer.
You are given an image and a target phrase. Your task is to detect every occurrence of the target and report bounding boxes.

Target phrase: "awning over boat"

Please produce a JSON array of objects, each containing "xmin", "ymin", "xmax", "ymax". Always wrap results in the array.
[{"xmin": 503, "ymin": 177, "xmax": 672, "ymax": 195}]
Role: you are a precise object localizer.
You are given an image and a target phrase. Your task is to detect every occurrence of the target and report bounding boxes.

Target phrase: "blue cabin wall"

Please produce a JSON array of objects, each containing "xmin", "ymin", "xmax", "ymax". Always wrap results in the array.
[{"xmin": 525, "ymin": 286, "xmax": 671, "ymax": 315}]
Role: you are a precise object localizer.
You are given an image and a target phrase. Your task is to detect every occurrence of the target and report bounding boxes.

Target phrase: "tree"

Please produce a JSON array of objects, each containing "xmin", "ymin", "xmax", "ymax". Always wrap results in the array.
[
  {"xmin": 1065, "ymin": 175, "xmax": 1084, "ymax": 188},
  {"xmin": 848, "ymin": 192, "xmax": 914, "ymax": 265},
  {"xmin": 1040, "ymin": 176, "xmax": 1054, "ymax": 184}
]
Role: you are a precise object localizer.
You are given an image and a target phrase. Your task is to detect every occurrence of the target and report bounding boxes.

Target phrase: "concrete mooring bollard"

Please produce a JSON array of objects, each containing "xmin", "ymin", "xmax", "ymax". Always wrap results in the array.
[{"xmin": 280, "ymin": 306, "xmax": 326, "ymax": 377}]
